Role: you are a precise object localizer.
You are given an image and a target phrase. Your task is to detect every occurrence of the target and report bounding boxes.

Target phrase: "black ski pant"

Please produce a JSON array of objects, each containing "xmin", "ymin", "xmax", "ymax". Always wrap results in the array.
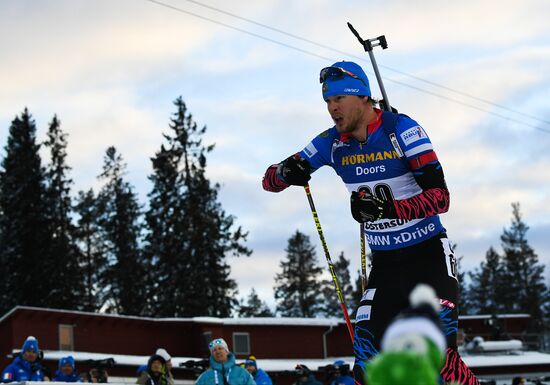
[{"xmin": 352, "ymin": 232, "xmax": 479, "ymax": 385}]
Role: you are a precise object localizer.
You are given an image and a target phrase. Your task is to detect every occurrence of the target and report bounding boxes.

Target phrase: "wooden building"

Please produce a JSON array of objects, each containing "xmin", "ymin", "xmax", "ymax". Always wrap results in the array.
[{"xmin": 0, "ymin": 306, "xmax": 546, "ymax": 384}]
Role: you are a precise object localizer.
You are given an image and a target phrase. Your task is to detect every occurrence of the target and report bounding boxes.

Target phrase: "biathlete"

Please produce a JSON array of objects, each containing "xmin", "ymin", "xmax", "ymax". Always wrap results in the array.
[{"xmin": 262, "ymin": 60, "xmax": 479, "ymax": 385}]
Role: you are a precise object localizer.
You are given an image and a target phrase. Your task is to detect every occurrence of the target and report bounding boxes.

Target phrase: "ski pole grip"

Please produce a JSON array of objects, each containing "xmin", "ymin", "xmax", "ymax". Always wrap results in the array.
[
  {"xmin": 378, "ymin": 35, "xmax": 388, "ymax": 49},
  {"xmin": 347, "ymin": 22, "xmax": 369, "ymax": 51}
]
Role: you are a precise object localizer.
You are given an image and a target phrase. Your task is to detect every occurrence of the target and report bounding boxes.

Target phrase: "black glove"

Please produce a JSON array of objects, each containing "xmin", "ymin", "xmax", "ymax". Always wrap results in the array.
[
  {"xmin": 350, "ymin": 190, "xmax": 395, "ymax": 223},
  {"xmin": 277, "ymin": 154, "xmax": 311, "ymax": 186}
]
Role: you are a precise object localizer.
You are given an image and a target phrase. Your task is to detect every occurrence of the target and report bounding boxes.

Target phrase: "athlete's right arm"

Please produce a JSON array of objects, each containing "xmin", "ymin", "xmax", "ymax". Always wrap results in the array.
[
  {"xmin": 262, "ymin": 131, "xmax": 332, "ymax": 192},
  {"xmin": 262, "ymin": 154, "xmax": 311, "ymax": 192}
]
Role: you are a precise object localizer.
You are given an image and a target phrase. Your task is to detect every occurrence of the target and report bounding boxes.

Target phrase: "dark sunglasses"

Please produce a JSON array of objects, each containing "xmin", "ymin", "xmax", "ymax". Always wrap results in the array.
[{"xmin": 319, "ymin": 66, "xmax": 368, "ymax": 88}]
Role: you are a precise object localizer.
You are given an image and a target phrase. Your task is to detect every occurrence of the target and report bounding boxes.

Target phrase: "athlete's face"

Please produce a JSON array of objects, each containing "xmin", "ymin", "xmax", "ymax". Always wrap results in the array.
[{"xmin": 325, "ymin": 95, "xmax": 368, "ymax": 134}]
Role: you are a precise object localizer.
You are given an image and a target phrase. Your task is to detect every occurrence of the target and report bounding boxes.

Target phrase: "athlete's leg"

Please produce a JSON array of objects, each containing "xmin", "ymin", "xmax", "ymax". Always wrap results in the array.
[
  {"xmin": 441, "ymin": 348, "xmax": 480, "ymax": 385},
  {"xmin": 421, "ymin": 235, "xmax": 480, "ymax": 385},
  {"xmin": 352, "ymin": 254, "xmax": 408, "ymax": 385}
]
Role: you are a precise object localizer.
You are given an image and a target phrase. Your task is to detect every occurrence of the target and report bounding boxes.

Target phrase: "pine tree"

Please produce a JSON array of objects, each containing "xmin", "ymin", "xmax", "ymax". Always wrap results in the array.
[
  {"xmin": 237, "ymin": 288, "xmax": 274, "ymax": 317},
  {"xmin": 273, "ymin": 230, "xmax": 323, "ymax": 317},
  {"xmin": 96, "ymin": 147, "xmax": 145, "ymax": 315},
  {"xmin": 319, "ymin": 252, "xmax": 354, "ymax": 317},
  {"xmin": 143, "ymin": 143, "xmax": 182, "ymax": 316},
  {"xmin": 500, "ymin": 203, "xmax": 548, "ymax": 328},
  {"xmin": 74, "ymin": 189, "xmax": 108, "ymax": 312},
  {"xmin": 144, "ymin": 97, "xmax": 250, "ymax": 317},
  {"xmin": 0, "ymin": 109, "xmax": 50, "ymax": 313},
  {"xmin": 42, "ymin": 115, "xmax": 84, "ymax": 309},
  {"xmin": 467, "ymin": 247, "xmax": 507, "ymax": 315}
]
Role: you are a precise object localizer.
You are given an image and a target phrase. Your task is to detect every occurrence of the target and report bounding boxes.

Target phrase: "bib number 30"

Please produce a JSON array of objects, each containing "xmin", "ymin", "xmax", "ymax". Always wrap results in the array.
[{"xmin": 358, "ymin": 183, "xmax": 394, "ymax": 202}]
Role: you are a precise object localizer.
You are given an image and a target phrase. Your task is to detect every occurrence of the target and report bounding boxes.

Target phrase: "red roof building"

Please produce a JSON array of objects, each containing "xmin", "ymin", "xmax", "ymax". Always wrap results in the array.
[{"xmin": 0, "ymin": 306, "xmax": 546, "ymax": 384}]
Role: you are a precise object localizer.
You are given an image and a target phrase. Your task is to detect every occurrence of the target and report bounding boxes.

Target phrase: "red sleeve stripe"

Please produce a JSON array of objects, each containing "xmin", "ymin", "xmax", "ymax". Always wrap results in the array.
[{"xmin": 408, "ymin": 150, "xmax": 438, "ymax": 170}]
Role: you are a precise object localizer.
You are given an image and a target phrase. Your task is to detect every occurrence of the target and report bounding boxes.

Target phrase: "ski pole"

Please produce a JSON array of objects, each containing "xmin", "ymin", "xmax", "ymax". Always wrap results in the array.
[
  {"xmin": 347, "ymin": 22, "xmax": 392, "ymax": 112},
  {"xmin": 348, "ymin": 23, "xmax": 392, "ymax": 293},
  {"xmin": 303, "ymin": 184, "xmax": 354, "ymax": 343},
  {"xmin": 360, "ymin": 225, "xmax": 367, "ymax": 293}
]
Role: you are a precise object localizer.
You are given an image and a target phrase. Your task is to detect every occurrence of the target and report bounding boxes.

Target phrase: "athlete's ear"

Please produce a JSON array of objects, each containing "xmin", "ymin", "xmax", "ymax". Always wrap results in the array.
[{"xmin": 359, "ymin": 96, "xmax": 372, "ymax": 106}]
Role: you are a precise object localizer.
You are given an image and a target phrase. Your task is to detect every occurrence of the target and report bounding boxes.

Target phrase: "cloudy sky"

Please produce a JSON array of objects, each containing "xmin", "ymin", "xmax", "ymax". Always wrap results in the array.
[{"xmin": 1, "ymin": 0, "xmax": 549, "ymax": 309}]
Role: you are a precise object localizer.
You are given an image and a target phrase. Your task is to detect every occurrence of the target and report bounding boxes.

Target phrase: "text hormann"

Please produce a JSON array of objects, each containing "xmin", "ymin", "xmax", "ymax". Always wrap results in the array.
[{"xmin": 341, "ymin": 151, "xmax": 400, "ymax": 166}]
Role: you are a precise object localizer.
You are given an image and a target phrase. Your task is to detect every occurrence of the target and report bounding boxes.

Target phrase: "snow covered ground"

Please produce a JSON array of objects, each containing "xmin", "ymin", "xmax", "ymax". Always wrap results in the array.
[
  {"xmin": 477, "ymin": 374, "xmax": 550, "ymax": 385},
  {"xmin": 462, "ymin": 351, "xmax": 550, "ymax": 368},
  {"xmin": 4, "ymin": 375, "xmax": 550, "ymax": 385},
  {"xmin": 41, "ymin": 349, "xmax": 550, "ymax": 370}
]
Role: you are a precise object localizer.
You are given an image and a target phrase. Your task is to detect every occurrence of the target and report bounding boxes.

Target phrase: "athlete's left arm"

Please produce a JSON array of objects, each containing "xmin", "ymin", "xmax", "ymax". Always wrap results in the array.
[{"xmin": 392, "ymin": 150, "xmax": 450, "ymax": 220}]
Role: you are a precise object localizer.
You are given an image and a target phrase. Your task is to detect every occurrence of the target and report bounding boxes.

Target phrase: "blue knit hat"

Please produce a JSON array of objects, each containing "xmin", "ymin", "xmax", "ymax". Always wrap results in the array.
[
  {"xmin": 333, "ymin": 360, "xmax": 345, "ymax": 367},
  {"xmin": 209, "ymin": 338, "xmax": 229, "ymax": 353},
  {"xmin": 321, "ymin": 61, "xmax": 371, "ymax": 100},
  {"xmin": 244, "ymin": 356, "xmax": 257, "ymax": 368},
  {"xmin": 21, "ymin": 336, "xmax": 39, "ymax": 353},
  {"xmin": 59, "ymin": 356, "xmax": 76, "ymax": 370}
]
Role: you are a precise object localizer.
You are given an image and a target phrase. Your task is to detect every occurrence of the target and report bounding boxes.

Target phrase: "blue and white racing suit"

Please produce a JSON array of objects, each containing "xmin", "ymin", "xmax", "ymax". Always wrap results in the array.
[{"xmin": 263, "ymin": 109, "xmax": 479, "ymax": 385}]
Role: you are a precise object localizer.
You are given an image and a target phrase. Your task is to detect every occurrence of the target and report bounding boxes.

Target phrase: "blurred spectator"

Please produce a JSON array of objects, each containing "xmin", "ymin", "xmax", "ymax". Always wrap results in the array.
[
  {"xmin": 53, "ymin": 356, "xmax": 82, "ymax": 382},
  {"xmin": 155, "ymin": 349, "xmax": 174, "ymax": 385},
  {"xmin": 328, "ymin": 360, "xmax": 353, "ymax": 385},
  {"xmin": 137, "ymin": 354, "xmax": 168, "ymax": 385},
  {"xmin": 87, "ymin": 368, "xmax": 109, "ymax": 384},
  {"xmin": 195, "ymin": 338, "xmax": 254, "ymax": 385},
  {"xmin": 136, "ymin": 365, "xmax": 147, "ymax": 376},
  {"xmin": 512, "ymin": 377, "xmax": 526, "ymax": 385},
  {"xmin": 82, "ymin": 359, "xmax": 114, "ymax": 383},
  {"xmin": 2, "ymin": 336, "xmax": 46, "ymax": 382},
  {"xmin": 294, "ymin": 365, "xmax": 322, "ymax": 385},
  {"xmin": 244, "ymin": 356, "xmax": 271, "ymax": 385}
]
